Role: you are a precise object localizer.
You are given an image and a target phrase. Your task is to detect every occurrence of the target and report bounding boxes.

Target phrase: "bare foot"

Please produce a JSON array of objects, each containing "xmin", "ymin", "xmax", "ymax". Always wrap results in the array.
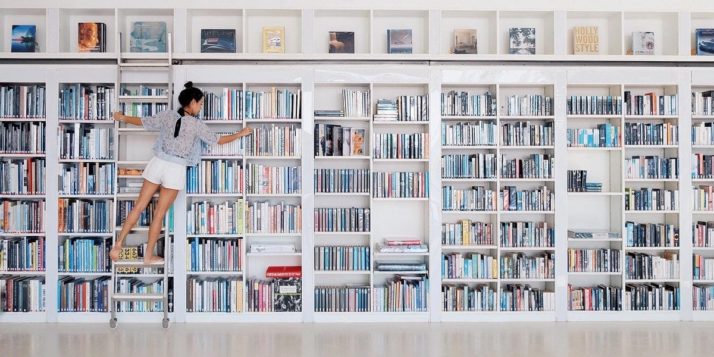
[
  {"xmin": 143, "ymin": 255, "xmax": 165, "ymax": 265},
  {"xmin": 110, "ymin": 246, "xmax": 123, "ymax": 262}
]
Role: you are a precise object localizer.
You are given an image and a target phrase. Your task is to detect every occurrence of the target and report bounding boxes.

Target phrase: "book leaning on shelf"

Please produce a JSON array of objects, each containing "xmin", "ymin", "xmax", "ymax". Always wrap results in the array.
[
  {"xmin": 373, "ymin": 275, "xmax": 428, "ymax": 312},
  {"xmin": 314, "ymin": 124, "xmax": 366, "ymax": 157}
]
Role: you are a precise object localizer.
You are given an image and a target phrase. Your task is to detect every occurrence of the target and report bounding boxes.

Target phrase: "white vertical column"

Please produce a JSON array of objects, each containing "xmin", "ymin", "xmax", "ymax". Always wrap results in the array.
[
  {"xmin": 553, "ymin": 10, "xmax": 568, "ymax": 56},
  {"xmin": 45, "ymin": 70, "xmax": 60, "ymax": 322},
  {"xmin": 678, "ymin": 12, "xmax": 692, "ymax": 57},
  {"xmin": 301, "ymin": 10, "xmax": 315, "ymax": 54},
  {"xmin": 428, "ymin": 68, "xmax": 442, "ymax": 321},
  {"xmin": 679, "ymin": 68, "xmax": 693, "ymax": 320},
  {"xmin": 553, "ymin": 70, "xmax": 568, "ymax": 320},
  {"xmin": 302, "ymin": 69, "xmax": 315, "ymax": 322},
  {"xmin": 173, "ymin": 8, "xmax": 188, "ymax": 54},
  {"xmin": 45, "ymin": 8, "xmax": 60, "ymax": 54},
  {"xmin": 428, "ymin": 10, "xmax": 441, "ymax": 56}
]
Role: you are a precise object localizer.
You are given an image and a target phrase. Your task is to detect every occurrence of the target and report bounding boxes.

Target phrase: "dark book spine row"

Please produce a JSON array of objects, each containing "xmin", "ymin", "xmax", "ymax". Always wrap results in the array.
[
  {"xmin": 441, "ymin": 252, "xmax": 497, "ymax": 279},
  {"xmin": 624, "ymin": 92, "xmax": 677, "ymax": 116},
  {"xmin": 500, "ymin": 154, "xmax": 553, "ymax": 179},
  {"xmin": 188, "ymin": 237, "xmax": 242, "ymax": 272},
  {"xmin": 247, "ymin": 201, "xmax": 300, "ymax": 234},
  {"xmin": 441, "ymin": 284, "xmax": 496, "ymax": 312},
  {"xmin": 500, "ymin": 253, "xmax": 555, "ymax": 280},
  {"xmin": 441, "ymin": 153, "xmax": 497, "ymax": 179},
  {"xmin": 568, "ymin": 285, "xmax": 622, "ymax": 311},
  {"xmin": 187, "ymin": 277, "xmax": 243, "ymax": 312},
  {"xmin": 58, "ymin": 162, "xmax": 113, "ymax": 195},
  {"xmin": 246, "ymin": 163, "xmax": 299, "ymax": 195},
  {"xmin": 441, "ymin": 221, "xmax": 494, "ymax": 246},
  {"xmin": 441, "ymin": 185, "xmax": 497, "ymax": 212},
  {"xmin": 373, "ymin": 133, "xmax": 428, "ymax": 159},
  {"xmin": 504, "ymin": 95, "xmax": 553, "ymax": 116},
  {"xmin": 187, "ymin": 200, "xmax": 244, "ymax": 235},
  {"xmin": 245, "ymin": 124, "xmax": 300, "ymax": 157},
  {"xmin": 372, "ymin": 171, "xmax": 428, "ymax": 198},
  {"xmin": 120, "ymin": 103, "xmax": 168, "ymax": 117},
  {"xmin": 187, "ymin": 160, "xmax": 243, "ymax": 194},
  {"xmin": 395, "ymin": 95, "xmax": 428, "ymax": 122},
  {"xmin": 0, "ymin": 122, "xmax": 45, "ymax": 154},
  {"xmin": 57, "ymin": 199, "xmax": 110, "ymax": 233},
  {"xmin": 568, "ymin": 248, "xmax": 621, "ymax": 273},
  {"xmin": 625, "ymin": 188, "xmax": 678, "ymax": 211},
  {"xmin": 624, "ymin": 284, "xmax": 679, "ymax": 311},
  {"xmin": 625, "ymin": 156, "xmax": 678, "ymax": 179},
  {"xmin": 59, "ymin": 85, "xmax": 114, "ymax": 120},
  {"xmin": 0, "ymin": 85, "xmax": 46, "ymax": 118},
  {"xmin": 567, "ymin": 95, "xmax": 622, "ymax": 115},
  {"xmin": 499, "ymin": 185, "xmax": 554, "ymax": 212},
  {"xmin": 0, "ymin": 277, "xmax": 45, "ymax": 312},
  {"xmin": 313, "ymin": 169, "xmax": 370, "ymax": 193},
  {"xmin": 568, "ymin": 170, "xmax": 602, "ymax": 192},
  {"xmin": 441, "ymin": 91, "xmax": 496, "ymax": 117},
  {"xmin": 201, "ymin": 89, "xmax": 243, "ymax": 120},
  {"xmin": 500, "ymin": 284, "xmax": 555, "ymax": 311},
  {"xmin": 57, "ymin": 276, "xmax": 109, "ymax": 312},
  {"xmin": 499, "ymin": 221, "xmax": 554, "ymax": 248},
  {"xmin": 566, "ymin": 123, "xmax": 620, "ymax": 148},
  {"xmin": 314, "ymin": 246, "xmax": 370, "ymax": 271},
  {"xmin": 625, "ymin": 252, "xmax": 679, "ymax": 280},
  {"xmin": 315, "ymin": 286, "xmax": 370, "ymax": 312},
  {"xmin": 117, "ymin": 199, "xmax": 156, "ymax": 228},
  {"xmin": 313, "ymin": 207, "xmax": 370, "ymax": 233},
  {"xmin": 0, "ymin": 158, "xmax": 45, "ymax": 194},
  {"xmin": 624, "ymin": 122, "xmax": 678, "ymax": 145},
  {"xmin": 1, "ymin": 200, "xmax": 44, "ymax": 233},
  {"xmin": 58, "ymin": 237, "xmax": 110, "ymax": 273},
  {"xmin": 441, "ymin": 121, "xmax": 497, "ymax": 146},
  {"xmin": 625, "ymin": 221, "xmax": 679, "ymax": 248},
  {"xmin": 0, "ymin": 237, "xmax": 45, "ymax": 271},
  {"xmin": 314, "ymin": 124, "xmax": 367, "ymax": 157},
  {"xmin": 501, "ymin": 121, "xmax": 554, "ymax": 146},
  {"xmin": 58, "ymin": 125, "xmax": 113, "ymax": 159}
]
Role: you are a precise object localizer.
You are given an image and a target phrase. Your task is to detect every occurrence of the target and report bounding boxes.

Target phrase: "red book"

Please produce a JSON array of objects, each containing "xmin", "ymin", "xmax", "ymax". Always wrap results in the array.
[
  {"xmin": 384, "ymin": 239, "xmax": 422, "ymax": 246},
  {"xmin": 266, "ymin": 265, "xmax": 302, "ymax": 278}
]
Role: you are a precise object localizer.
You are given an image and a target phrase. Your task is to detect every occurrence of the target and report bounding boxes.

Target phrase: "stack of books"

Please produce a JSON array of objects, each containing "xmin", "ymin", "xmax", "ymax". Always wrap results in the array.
[{"xmin": 374, "ymin": 99, "xmax": 398, "ymax": 121}]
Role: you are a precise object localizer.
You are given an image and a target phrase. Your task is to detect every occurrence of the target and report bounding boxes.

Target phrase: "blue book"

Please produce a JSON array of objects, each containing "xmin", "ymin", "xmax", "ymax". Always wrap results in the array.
[
  {"xmin": 11, "ymin": 25, "xmax": 37, "ymax": 53},
  {"xmin": 130, "ymin": 21, "xmax": 167, "ymax": 53},
  {"xmin": 200, "ymin": 29, "xmax": 236, "ymax": 53},
  {"xmin": 696, "ymin": 29, "xmax": 714, "ymax": 56}
]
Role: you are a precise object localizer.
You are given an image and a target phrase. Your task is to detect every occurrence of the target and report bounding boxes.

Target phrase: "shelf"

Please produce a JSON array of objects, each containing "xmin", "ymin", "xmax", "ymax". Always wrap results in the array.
[
  {"xmin": 625, "ymin": 246, "xmax": 680, "ymax": 251},
  {"xmin": 567, "ymin": 115, "xmax": 622, "ymax": 119},
  {"xmin": 499, "ymin": 211, "xmax": 555, "ymax": 215},
  {"xmin": 314, "ymin": 192, "xmax": 370, "ymax": 196},
  {"xmin": 58, "ymin": 194, "xmax": 114, "ymax": 199},
  {"xmin": 244, "ymin": 156, "xmax": 301, "ymax": 160},
  {"xmin": 441, "ymin": 146, "xmax": 497, "ymax": 150},
  {"xmin": 246, "ymin": 193, "xmax": 301, "ymax": 198},
  {"xmin": 57, "ymin": 272, "xmax": 111, "ymax": 277},
  {"xmin": 568, "ymin": 238, "xmax": 623, "ymax": 243},
  {"xmin": 625, "ymin": 178, "xmax": 678, "ymax": 182},
  {"xmin": 624, "ymin": 115, "xmax": 679, "ymax": 120},
  {"xmin": 186, "ymin": 193, "xmax": 243, "ymax": 198},
  {"xmin": 441, "ymin": 116, "xmax": 497, "ymax": 121},
  {"xmin": 693, "ymin": 280, "xmax": 714, "ymax": 284},
  {"xmin": 314, "ymin": 232, "xmax": 370, "ymax": 236},
  {"xmin": 626, "ymin": 210, "xmax": 680, "ymax": 214},
  {"xmin": 314, "ymin": 116, "xmax": 371, "ymax": 122},
  {"xmin": 442, "ymin": 210, "xmax": 498, "ymax": 215},
  {"xmin": 624, "ymin": 279, "xmax": 680, "ymax": 283},
  {"xmin": 500, "ymin": 178, "xmax": 555, "ymax": 182},
  {"xmin": 374, "ymin": 252, "xmax": 430, "ymax": 257},
  {"xmin": 186, "ymin": 234, "xmax": 244, "ymax": 238},
  {"xmin": 374, "ymin": 271, "xmax": 428, "ymax": 275},
  {"xmin": 372, "ymin": 159, "xmax": 430, "ymax": 163},
  {"xmin": 0, "ymin": 271, "xmax": 46, "ymax": 276},
  {"xmin": 58, "ymin": 233, "xmax": 113, "ymax": 237},
  {"xmin": 59, "ymin": 159, "xmax": 114, "ymax": 163},
  {"xmin": 0, "ymin": 194, "xmax": 45, "ymax": 199},
  {"xmin": 500, "ymin": 146, "xmax": 555, "ymax": 150},
  {"xmin": 500, "ymin": 247, "xmax": 556, "ymax": 252},
  {"xmin": 201, "ymin": 156, "xmax": 244, "ymax": 160},
  {"xmin": 0, "ymin": 233, "xmax": 45, "ymax": 237},
  {"xmin": 246, "ymin": 252, "xmax": 302, "ymax": 257},
  {"xmin": 58, "ymin": 119, "xmax": 113, "ymax": 124},
  {"xmin": 372, "ymin": 121, "xmax": 429, "ymax": 126},
  {"xmin": 441, "ymin": 245, "xmax": 498, "ymax": 251},
  {"xmin": 372, "ymin": 197, "xmax": 429, "ymax": 201},
  {"xmin": 187, "ymin": 271, "xmax": 243, "ymax": 276},
  {"xmin": 500, "ymin": 278, "xmax": 555, "ymax": 283},
  {"xmin": 315, "ymin": 156, "xmax": 370, "ymax": 160},
  {"xmin": 442, "ymin": 278, "xmax": 498, "ymax": 284},
  {"xmin": 202, "ymin": 120, "xmax": 243, "ymax": 124},
  {"xmin": 245, "ymin": 233, "xmax": 302, "ymax": 237},
  {"xmin": 244, "ymin": 119, "xmax": 302, "ymax": 123},
  {"xmin": 568, "ymin": 147, "xmax": 622, "ymax": 151},
  {"xmin": 693, "ymin": 247, "xmax": 714, "ymax": 251},
  {"xmin": 568, "ymin": 272, "xmax": 622, "ymax": 276},
  {"xmin": 624, "ymin": 145, "xmax": 678, "ymax": 149},
  {"xmin": 568, "ymin": 192, "xmax": 622, "ymax": 196},
  {"xmin": 117, "ymin": 96, "xmax": 169, "ymax": 102},
  {"xmin": 442, "ymin": 178, "xmax": 497, "ymax": 183},
  {"xmin": 314, "ymin": 271, "xmax": 370, "ymax": 275},
  {"xmin": 499, "ymin": 116, "xmax": 555, "ymax": 120},
  {"xmin": 0, "ymin": 153, "xmax": 46, "ymax": 158}
]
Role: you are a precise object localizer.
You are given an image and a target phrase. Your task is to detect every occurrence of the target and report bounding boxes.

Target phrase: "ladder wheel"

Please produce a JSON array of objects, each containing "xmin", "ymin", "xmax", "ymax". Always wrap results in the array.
[
  {"xmin": 162, "ymin": 318, "xmax": 169, "ymax": 328},
  {"xmin": 109, "ymin": 318, "xmax": 117, "ymax": 329}
]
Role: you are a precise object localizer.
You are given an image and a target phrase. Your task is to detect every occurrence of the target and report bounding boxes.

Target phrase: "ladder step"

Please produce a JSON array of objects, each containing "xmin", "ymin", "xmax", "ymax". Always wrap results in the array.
[
  {"xmin": 118, "ymin": 63, "xmax": 170, "ymax": 68},
  {"xmin": 114, "ymin": 260, "xmax": 165, "ymax": 268},
  {"xmin": 112, "ymin": 293, "xmax": 164, "ymax": 301}
]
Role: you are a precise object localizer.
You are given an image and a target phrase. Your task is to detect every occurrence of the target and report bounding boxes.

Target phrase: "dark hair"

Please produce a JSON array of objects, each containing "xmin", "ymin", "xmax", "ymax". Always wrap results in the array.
[{"xmin": 175, "ymin": 81, "xmax": 203, "ymax": 137}]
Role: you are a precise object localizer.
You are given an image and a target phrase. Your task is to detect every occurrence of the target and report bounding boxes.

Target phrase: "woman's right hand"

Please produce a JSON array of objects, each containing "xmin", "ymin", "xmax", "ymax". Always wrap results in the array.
[
  {"xmin": 112, "ymin": 111, "xmax": 124, "ymax": 122},
  {"xmin": 238, "ymin": 127, "xmax": 254, "ymax": 136}
]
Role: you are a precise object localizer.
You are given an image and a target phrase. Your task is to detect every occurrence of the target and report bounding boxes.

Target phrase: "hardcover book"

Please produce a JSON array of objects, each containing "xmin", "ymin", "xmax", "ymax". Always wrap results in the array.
[
  {"xmin": 272, "ymin": 277, "xmax": 302, "ymax": 312},
  {"xmin": 11, "ymin": 25, "xmax": 37, "ymax": 53},
  {"xmin": 130, "ymin": 21, "xmax": 167, "ymax": 53},
  {"xmin": 387, "ymin": 29, "xmax": 413, "ymax": 54},
  {"xmin": 262, "ymin": 26, "xmax": 285, "ymax": 53},
  {"xmin": 78, "ymin": 22, "xmax": 107, "ymax": 53},
  {"xmin": 328, "ymin": 31, "xmax": 355, "ymax": 54},
  {"xmin": 509, "ymin": 27, "xmax": 536, "ymax": 55},
  {"xmin": 351, "ymin": 129, "xmax": 365, "ymax": 155},
  {"xmin": 573, "ymin": 26, "xmax": 599, "ymax": 55},
  {"xmin": 696, "ymin": 28, "xmax": 714, "ymax": 55},
  {"xmin": 453, "ymin": 29, "xmax": 477, "ymax": 54},
  {"xmin": 200, "ymin": 29, "xmax": 236, "ymax": 53},
  {"xmin": 632, "ymin": 31, "xmax": 655, "ymax": 55}
]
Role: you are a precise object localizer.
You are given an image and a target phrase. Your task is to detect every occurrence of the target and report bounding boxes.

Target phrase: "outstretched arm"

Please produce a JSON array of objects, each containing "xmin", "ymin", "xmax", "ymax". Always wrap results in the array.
[
  {"xmin": 217, "ymin": 127, "xmax": 253, "ymax": 145},
  {"xmin": 112, "ymin": 111, "xmax": 143, "ymax": 126}
]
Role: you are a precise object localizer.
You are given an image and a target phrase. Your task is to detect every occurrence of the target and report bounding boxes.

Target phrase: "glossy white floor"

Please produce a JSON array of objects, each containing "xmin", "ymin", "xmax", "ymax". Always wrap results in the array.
[{"xmin": 1, "ymin": 322, "xmax": 712, "ymax": 357}]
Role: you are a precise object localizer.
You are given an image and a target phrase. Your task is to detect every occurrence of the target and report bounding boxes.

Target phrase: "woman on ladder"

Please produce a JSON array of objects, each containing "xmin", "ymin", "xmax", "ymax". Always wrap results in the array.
[{"xmin": 110, "ymin": 81, "xmax": 252, "ymax": 264}]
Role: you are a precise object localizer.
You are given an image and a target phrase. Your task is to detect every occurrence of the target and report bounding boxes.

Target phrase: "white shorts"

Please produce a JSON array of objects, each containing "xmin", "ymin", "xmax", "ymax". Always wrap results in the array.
[{"xmin": 142, "ymin": 157, "xmax": 186, "ymax": 190}]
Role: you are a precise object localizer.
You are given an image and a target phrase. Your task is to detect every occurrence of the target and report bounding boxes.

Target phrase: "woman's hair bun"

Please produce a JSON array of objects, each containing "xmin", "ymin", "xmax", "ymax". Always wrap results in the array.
[{"xmin": 184, "ymin": 81, "xmax": 194, "ymax": 89}]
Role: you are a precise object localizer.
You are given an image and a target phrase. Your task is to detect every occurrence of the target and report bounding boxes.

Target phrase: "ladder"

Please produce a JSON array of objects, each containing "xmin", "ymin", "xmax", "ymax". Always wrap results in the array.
[{"xmin": 109, "ymin": 33, "xmax": 174, "ymax": 329}]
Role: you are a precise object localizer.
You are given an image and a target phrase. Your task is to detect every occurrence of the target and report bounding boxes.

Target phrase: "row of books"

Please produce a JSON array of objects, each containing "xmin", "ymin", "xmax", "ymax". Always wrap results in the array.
[
  {"xmin": 372, "ymin": 275, "xmax": 428, "ymax": 312},
  {"xmin": 187, "ymin": 277, "xmax": 243, "ymax": 312},
  {"xmin": 0, "ymin": 122, "xmax": 45, "ymax": 154},
  {"xmin": 59, "ymin": 162, "xmax": 113, "ymax": 195},
  {"xmin": 624, "ymin": 92, "xmax": 677, "ymax": 116},
  {"xmin": 376, "ymin": 239, "xmax": 427, "ymax": 254},
  {"xmin": 567, "ymin": 96, "xmax": 622, "ymax": 115},
  {"xmin": 625, "ymin": 222, "xmax": 679, "ymax": 248},
  {"xmin": 372, "ymin": 171, "xmax": 429, "ymax": 198},
  {"xmin": 244, "ymin": 124, "xmax": 301, "ymax": 157},
  {"xmin": 314, "ymin": 246, "xmax": 370, "ymax": 271},
  {"xmin": 625, "ymin": 252, "xmax": 680, "ymax": 280},
  {"xmin": 566, "ymin": 124, "xmax": 620, "ymax": 148},
  {"xmin": 694, "ymin": 185, "xmax": 714, "ymax": 212},
  {"xmin": 442, "ymin": 253, "xmax": 497, "ymax": 280},
  {"xmin": 0, "ymin": 85, "xmax": 46, "ymax": 119},
  {"xmin": 500, "ymin": 253, "xmax": 555, "ymax": 279},
  {"xmin": 1, "ymin": 200, "xmax": 44, "ymax": 233},
  {"xmin": 314, "ymin": 286, "xmax": 370, "ymax": 312},
  {"xmin": 693, "ymin": 154, "xmax": 714, "ymax": 179},
  {"xmin": 246, "ymin": 201, "xmax": 301, "ymax": 234},
  {"xmin": 441, "ymin": 153, "xmax": 497, "ymax": 179},
  {"xmin": 314, "ymin": 207, "xmax": 370, "ymax": 233},
  {"xmin": 567, "ymin": 170, "xmax": 601, "ymax": 192},
  {"xmin": 568, "ymin": 248, "xmax": 621, "ymax": 273},
  {"xmin": 58, "ymin": 126, "xmax": 113, "ymax": 160},
  {"xmin": 624, "ymin": 284, "xmax": 679, "ymax": 311},
  {"xmin": 0, "ymin": 237, "xmax": 44, "ymax": 271},
  {"xmin": 501, "ymin": 185, "xmax": 555, "ymax": 212},
  {"xmin": 624, "ymin": 188, "xmax": 678, "ymax": 211},
  {"xmin": 186, "ymin": 160, "xmax": 243, "ymax": 194},
  {"xmin": 245, "ymin": 163, "xmax": 300, "ymax": 195},
  {"xmin": 58, "ymin": 238, "xmax": 110, "ymax": 273},
  {"xmin": 568, "ymin": 285, "xmax": 622, "ymax": 311},
  {"xmin": 625, "ymin": 156, "xmax": 678, "ymax": 180},
  {"xmin": 500, "ymin": 122, "xmax": 554, "ymax": 147},
  {"xmin": 115, "ymin": 278, "xmax": 169, "ymax": 312},
  {"xmin": 441, "ymin": 91, "xmax": 497, "ymax": 117},
  {"xmin": 187, "ymin": 200, "xmax": 244, "ymax": 235},
  {"xmin": 693, "ymin": 254, "xmax": 714, "ymax": 281},
  {"xmin": 500, "ymin": 221, "xmax": 554, "ymax": 248},
  {"xmin": 0, "ymin": 158, "xmax": 44, "ymax": 194},
  {"xmin": 57, "ymin": 276, "xmax": 109, "ymax": 312},
  {"xmin": 503, "ymin": 95, "xmax": 553, "ymax": 117},
  {"xmin": 341, "ymin": 89, "xmax": 370, "ymax": 118},
  {"xmin": 120, "ymin": 85, "xmax": 166, "ymax": 97},
  {"xmin": 244, "ymin": 89, "xmax": 301, "ymax": 120},
  {"xmin": 692, "ymin": 91, "xmax": 714, "ymax": 116},
  {"xmin": 59, "ymin": 85, "xmax": 114, "ymax": 120},
  {"xmin": 247, "ymin": 267, "xmax": 302, "ymax": 312},
  {"xmin": 694, "ymin": 221, "xmax": 714, "ymax": 248},
  {"xmin": 57, "ymin": 199, "xmax": 111, "ymax": 233},
  {"xmin": 441, "ymin": 221, "xmax": 494, "ymax": 246},
  {"xmin": 692, "ymin": 122, "xmax": 714, "ymax": 146},
  {"xmin": 693, "ymin": 285, "xmax": 714, "ymax": 311},
  {"xmin": 501, "ymin": 154, "xmax": 553, "ymax": 179},
  {"xmin": 0, "ymin": 277, "xmax": 45, "ymax": 312},
  {"xmin": 374, "ymin": 96, "xmax": 428, "ymax": 122},
  {"xmin": 120, "ymin": 103, "xmax": 168, "ymax": 117},
  {"xmin": 441, "ymin": 185, "xmax": 497, "ymax": 212},
  {"xmin": 623, "ymin": 122, "xmax": 678, "ymax": 146},
  {"xmin": 375, "ymin": 263, "xmax": 426, "ymax": 272},
  {"xmin": 313, "ymin": 169, "xmax": 370, "ymax": 194},
  {"xmin": 117, "ymin": 199, "xmax": 156, "ymax": 228},
  {"xmin": 200, "ymin": 89, "xmax": 242, "ymax": 121},
  {"xmin": 441, "ymin": 121, "xmax": 497, "ymax": 146},
  {"xmin": 201, "ymin": 131, "xmax": 244, "ymax": 157},
  {"xmin": 188, "ymin": 237, "xmax": 242, "ymax": 272},
  {"xmin": 373, "ymin": 133, "xmax": 429, "ymax": 160},
  {"xmin": 441, "ymin": 284, "xmax": 496, "ymax": 312},
  {"xmin": 500, "ymin": 285, "xmax": 554, "ymax": 311},
  {"xmin": 314, "ymin": 124, "xmax": 366, "ymax": 157}
]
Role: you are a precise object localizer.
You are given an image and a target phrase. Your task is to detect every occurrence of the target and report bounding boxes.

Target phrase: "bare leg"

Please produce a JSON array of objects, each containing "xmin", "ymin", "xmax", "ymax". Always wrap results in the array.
[
  {"xmin": 144, "ymin": 185, "xmax": 179, "ymax": 264},
  {"xmin": 110, "ymin": 179, "xmax": 160, "ymax": 261}
]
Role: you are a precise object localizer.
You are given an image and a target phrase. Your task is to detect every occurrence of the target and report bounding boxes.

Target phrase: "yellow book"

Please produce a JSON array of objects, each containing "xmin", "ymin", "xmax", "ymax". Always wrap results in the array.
[{"xmin": 262, "ymin": 26, "xmax": 285, "ymax": 53}]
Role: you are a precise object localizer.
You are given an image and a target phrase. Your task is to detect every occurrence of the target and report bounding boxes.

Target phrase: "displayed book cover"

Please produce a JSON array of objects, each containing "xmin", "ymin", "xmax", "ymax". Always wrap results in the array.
[
  {"xmin": 509, "ymin": 27, "xmax": 536, "ymax": 55},
  {"xmin": 130, "ymin": 21, "xmax": 167, "ymax": 53},
  {"xmin": 696, "ymin": 28, "xmax": 714, "ymax": 55},
  {"xmin": 573, "ymin": 26, "xmax": 599, "ymax": 55},
  {"xmin": 387, "ymin": 29, "xmax": 413, "ymax": 54},
  {"xmin": 11, "ymin": 25, "xmax": 37, "ymax": 53},
  {"xmin": 78, "ymin": 22, "xmax": 107, "ymax": 53},
  {"xmin": 453, "ymin": 29, "xmax": 477, "ymax": 54},
  {"xmin": 351, "ymin": 128, "xmax": 365, "ymax": 155},
  {"xmin": 272, "ymin": 277, "xmax": 302, "ymax": 312},
  {"xmin": 632, "ymin": 31, "xmax": 655, "ymax": 55},
  {"xmin": 328, "ymin": 31, "xmax": 355, "ymax": 54},
  {"xmin": 262, "ymin": 26, "xmax": 285, "ymax": 53},
  {"xmin": 200, "ymin": 29, "xmax": 237, "ymax": 53}
]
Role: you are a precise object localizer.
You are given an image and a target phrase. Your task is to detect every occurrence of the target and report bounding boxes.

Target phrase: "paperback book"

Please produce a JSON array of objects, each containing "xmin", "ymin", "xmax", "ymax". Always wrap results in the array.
[
  {"xmin": 130, "ymin": 21, "xmax": 167, "ymax": 53},
  {"xmin": 328, "ymin": 31, "xmax": 355, "ymax": 54},
  {"xmin": 387, "ymin": 29, "xmax": 413, "ymax": 54},
  {"xmin": 11, "ymin": 25, "xmax": 37, "ymax": 53},
  {"xmin": 200, "ymin": 29, "xmax": 236, "ymax": 53},
  {"xmin": 78, "ymin": 22, "xmax": 107, "ymax": 53},
  {"xmin": 453, "ymin": 29, "xmax": 477, "ymax": 54},
  {"xmin": 509, "ymin": 28, "xmax": 535, "ymax": 55},
  {"xmin": 573, "ymin": 26, "xmax": 599, "ymax": 55},
  {"xmin": 696, "ymin": 29, "xmax": 714, "ymax": 55},
  {"xmin": 632, "ymin": 31, "xmax": 655, "ymax": 55},
  {"xmin": 262, "ymin": 26, "xmax": 285, "ymax": 53}
]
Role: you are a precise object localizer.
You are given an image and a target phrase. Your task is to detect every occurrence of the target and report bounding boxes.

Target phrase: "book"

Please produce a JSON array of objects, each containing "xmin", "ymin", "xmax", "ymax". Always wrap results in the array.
[
  {"xmin": 78, "ymin": 22, "xmax": 107, "ymax": 53},
  {"xmin": 11, "ymin": 25, "xmax": 37, "ymax": 53},
  {"xmin": 328, "ymin": 31, "xmax": 355, "ymax": 54},
  {"xmin": 262, "ymin": 26, "xmax": 285, "ymax": 53},
  {"xmin": 129, "ymin": 21, "xmax": 167, "ymax": 53},
  {"xmin": 200, "ymin": 29, "xmax": 237, "ymax": 53},
  {"xmin": 387, "ymin": 29, "xmax": 413, "ymax": 54},
  {"xmin": 573, "ymin": 26, "xmax": 599, "ymax": 55},
  {"xmin": 453, "ymin": 29, "xmax": 477, "ymax": 54},
  {"xmin": 509, "ymin": 28, "xmax": 536, "ymax": 55},
  {"xmin": 696, "ymin": 29, "xmax": 714, "ymax": 56},
  {"xmin": 441, "ymin": 220, "xmax": 494, "ymax": 246},
  {"xmin": 632, "ymin": 31, "xmax": 655, "ymax": 55},
  {"xmin": 266, "ymin": 266, "xmax": 302, "ymax": 278}
]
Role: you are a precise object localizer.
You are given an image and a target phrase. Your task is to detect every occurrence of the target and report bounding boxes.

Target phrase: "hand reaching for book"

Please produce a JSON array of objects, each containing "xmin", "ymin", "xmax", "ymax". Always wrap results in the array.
[
  {"xmin": 112, "ymin": 111, "xmax": 124, "ymax": 122},
  {"xmin": 238, "ymin": 127, "xmax": 253, "ymax": 136}
]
